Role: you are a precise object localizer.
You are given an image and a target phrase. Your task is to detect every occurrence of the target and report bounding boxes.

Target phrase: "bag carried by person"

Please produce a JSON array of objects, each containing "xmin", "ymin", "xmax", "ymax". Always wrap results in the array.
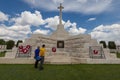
[{"xmin": 35, "ymin": 56, "xmax": 41, "ymax": 60}]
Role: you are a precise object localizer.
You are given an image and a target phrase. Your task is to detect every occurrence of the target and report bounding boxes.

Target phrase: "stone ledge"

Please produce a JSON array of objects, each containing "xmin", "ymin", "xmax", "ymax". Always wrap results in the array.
[
  {"xmin": 0, "ymin": 58, "xmax": 34, "ymax": 64},
  {"xmin": 87, "ymin": 59, "xmax": 120, "ymax": 64},
  {"xmin": 1, "ymin": 57, "xmax": 120, "ymax": 64}
]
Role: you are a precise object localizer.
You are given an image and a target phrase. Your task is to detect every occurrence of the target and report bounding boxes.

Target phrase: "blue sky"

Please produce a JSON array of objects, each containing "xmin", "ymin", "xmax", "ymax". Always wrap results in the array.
[{"xmin": 0, "ymin": 0, "xmax": 120, "ymax": 44}]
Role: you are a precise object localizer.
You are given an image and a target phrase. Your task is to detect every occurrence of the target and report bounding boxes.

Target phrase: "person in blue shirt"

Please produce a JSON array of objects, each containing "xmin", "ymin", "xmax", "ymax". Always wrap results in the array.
[{"xmin": 34, "ymin": 46, "xmax": 40, "ymax": 68}]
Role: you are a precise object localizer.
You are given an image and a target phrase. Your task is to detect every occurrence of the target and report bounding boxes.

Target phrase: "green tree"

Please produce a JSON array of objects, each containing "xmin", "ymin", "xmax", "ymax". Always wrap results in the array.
[
  {"xmin": 108, "ymin": 41, "xmax": 116, "ymax": 49},
  {"xmin": 16, "ymin": 40, "xmax": 23, "ymax": 47},
  {"xmin": 6, "ymin": 40, "xmax": 15, "ymax": 49},
  {"xmin": 100, "ymin": 41, "xmax": 107, "ymax": 48},
  {"xmin": 0, "ymin": 39, "xmax": 6, "ymax": 45}
]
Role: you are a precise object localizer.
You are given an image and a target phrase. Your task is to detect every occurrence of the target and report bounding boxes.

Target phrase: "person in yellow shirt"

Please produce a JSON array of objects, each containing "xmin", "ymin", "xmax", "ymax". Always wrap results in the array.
[{"xmin": 39, "ymin": 44, "xmax": 46, "ymax": 70}]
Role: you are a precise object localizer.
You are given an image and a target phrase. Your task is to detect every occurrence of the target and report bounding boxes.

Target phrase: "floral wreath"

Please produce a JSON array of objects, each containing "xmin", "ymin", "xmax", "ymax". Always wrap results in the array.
[{"xmin": 19, "ymin": 45, "xmax": 31, "ymax": 54}]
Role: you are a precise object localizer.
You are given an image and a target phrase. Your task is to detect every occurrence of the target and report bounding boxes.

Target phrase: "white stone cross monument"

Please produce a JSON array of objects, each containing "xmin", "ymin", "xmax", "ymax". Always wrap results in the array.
[
  {"xmin": 58, "ymin": 3, "xmax": 64, "ymax": 24},
  {"xmin": 1, "ymin": 3, "xmax": 119, "ymax": 64}
]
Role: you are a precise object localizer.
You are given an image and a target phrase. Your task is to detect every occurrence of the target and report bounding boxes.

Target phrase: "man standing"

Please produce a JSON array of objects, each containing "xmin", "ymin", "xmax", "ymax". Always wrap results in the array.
[
  {"xmin": 39, "ymin": 44, "xmax": 46, "ymax": 70},
  {"xmin": 34, "ymin": 46, "xmax": 40, "ymax": 68}
]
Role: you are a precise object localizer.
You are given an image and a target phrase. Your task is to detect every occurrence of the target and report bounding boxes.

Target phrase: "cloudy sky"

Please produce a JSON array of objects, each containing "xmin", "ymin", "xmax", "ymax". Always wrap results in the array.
[{"xmin": 0, "ymin": 0, "xmax": 120, "ymax": 44}]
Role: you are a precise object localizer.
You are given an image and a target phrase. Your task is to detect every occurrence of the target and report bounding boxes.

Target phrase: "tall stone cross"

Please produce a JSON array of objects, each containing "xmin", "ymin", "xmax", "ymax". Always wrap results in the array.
[{"xmin": 58, "ymin": 3, "xmax": 64, "ymax": 24}]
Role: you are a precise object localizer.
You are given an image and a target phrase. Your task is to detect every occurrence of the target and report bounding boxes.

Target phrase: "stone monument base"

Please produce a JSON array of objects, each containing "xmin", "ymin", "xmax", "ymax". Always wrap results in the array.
[{"xmin": 1, "ymin": 54, "xmax": 120, "ymax": 64}]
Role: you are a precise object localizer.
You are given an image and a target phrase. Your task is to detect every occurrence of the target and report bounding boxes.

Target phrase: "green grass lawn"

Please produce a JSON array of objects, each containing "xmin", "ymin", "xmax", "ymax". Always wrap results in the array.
[{"xmin": 0, "ymin": 64, "xmax": 120, "ymax": 80}]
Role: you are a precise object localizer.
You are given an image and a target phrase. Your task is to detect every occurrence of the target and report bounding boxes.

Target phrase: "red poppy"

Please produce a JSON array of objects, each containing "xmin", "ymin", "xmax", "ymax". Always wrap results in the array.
[{"xmin": 52, "ymin": 47, "xmax": 56, "ymax": 52}]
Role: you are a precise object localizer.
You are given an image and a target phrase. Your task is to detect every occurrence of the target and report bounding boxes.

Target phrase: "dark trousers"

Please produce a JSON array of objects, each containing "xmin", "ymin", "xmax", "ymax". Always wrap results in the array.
[
  {"xmin": 39, "ymin": 56, "xmax": 44, "ymax": 70},
  {"xmin": 35, "ymin": 60, "xmax": 40, "ymax": 68}
]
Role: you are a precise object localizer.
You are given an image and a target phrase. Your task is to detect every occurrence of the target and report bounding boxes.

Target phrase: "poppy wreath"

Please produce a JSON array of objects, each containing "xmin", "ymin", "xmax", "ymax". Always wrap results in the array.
[
  {"xmin": 18, "ymin": 45, "xmax": 31, "ymax": 54},
  {"xmin": 52, "ymin": 47, "xmax": 56, "ymax": 52},
  {"xmin": 19, "ymin": 45, "xmax": 23, "ymax": 52},
  {"xmin": 93, "ymin": 50, "xmax": 98, "ymax": 54}
]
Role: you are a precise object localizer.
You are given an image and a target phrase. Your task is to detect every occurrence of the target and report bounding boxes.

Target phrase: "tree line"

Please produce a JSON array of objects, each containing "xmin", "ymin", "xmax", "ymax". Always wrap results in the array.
[
  {"xmin": 0, "ymin": 39, "xmax": 23, "ymax": 49},
  {"xmin": 100, "ymin": 41, "xmax": 116, "ymax": 49},
  {"xmin": 0, "ymin": 39, "xmax": 117, "ymax": 49}
]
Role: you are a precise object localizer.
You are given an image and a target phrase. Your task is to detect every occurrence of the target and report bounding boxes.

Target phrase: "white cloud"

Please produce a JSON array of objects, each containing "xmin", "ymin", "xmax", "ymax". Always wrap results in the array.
[
  {"xmin": 64, "ymin": 20, "xmax": 72, "ymax": 29},
  {"xmin": 77, "ymin": 0, "xmax": 87, "ymax": 3},
  {"xmin": 68, "ymin": 23, "xmax": 87, "ymax": 35},
  {"xmin": 0, "ymin": 11, "xmax": 8, "ymax": 22},
  {"xmin": 0, "ymin": 10, "xmax": 58, "ymax": 41},
  {"xmin": 12, "ymin": 11, "xmax": 44, "ymax": 26},
  {"xmin": 23, "ymin": 0, "xmax": 113, "ymax": 14},
  {"xmin": 44, "ymin": 16, "xmax": 59, "ymax": 30},
  {"xmin": 0, "ymin": 24, "xmax": 31, "ymax": 41},
  {"xmin": 43, "ymin": 16, "xmax": 87, "ymax": 35},
  {"xmin": 90, "ymin": 24, "xmax": 120, "ymax": 45},
  {"xmin": 64, "ymin": 20, "xmax": 87, "ymax": 35},
  {"xmin": 53, "ymin": 0, "xmax": 64, "ymax": 3},
  {"xmin": 88, "ymin": 18, "xmax": 96, "ymax": 21},
  {"xmin": 0, "ymin": 10, "xmax": 87, "ymax": 41},
  {"xmin": 33, "ymin": 29, "xmax": 50, "ymax": 35}
]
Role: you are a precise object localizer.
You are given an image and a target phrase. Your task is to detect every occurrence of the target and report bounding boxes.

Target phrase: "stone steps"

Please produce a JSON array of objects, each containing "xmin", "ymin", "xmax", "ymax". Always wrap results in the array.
[
  {"xmin": 87, "ymin": 59, "xmax": 120, "ymax": 64},
  {"xmin": 1, "ymin": 57, "xmax": 120, "ymax": 64},
  {"xmin": 0, "ymin": 58, "xmax": 34, "ymax": 64},
  {"xmin": 46, "ymin": 51, "xmax": 70, "ymax": 56},
  {"xmin": 69, "ymin": 53, "xmax": 90, "ymax": 58},
  {"xmin": 48, "ymin": 55, "xmax": 71, "ymax": 64}
]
